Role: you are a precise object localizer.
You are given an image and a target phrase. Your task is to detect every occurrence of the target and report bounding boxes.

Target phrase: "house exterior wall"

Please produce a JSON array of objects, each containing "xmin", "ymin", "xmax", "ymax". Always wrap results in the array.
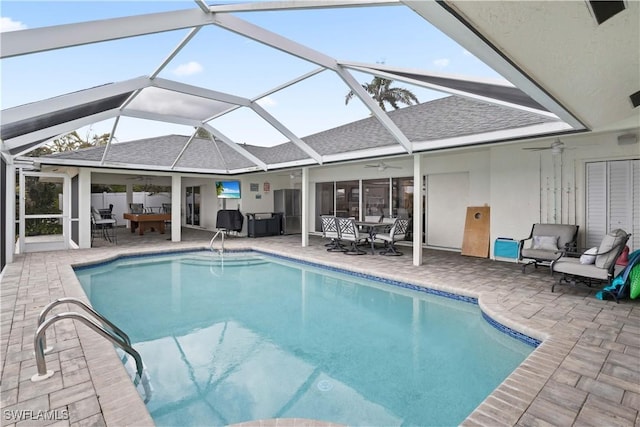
[{"xmin": 5, "ymin": 129, "xmax": 637, "ymax": 264}]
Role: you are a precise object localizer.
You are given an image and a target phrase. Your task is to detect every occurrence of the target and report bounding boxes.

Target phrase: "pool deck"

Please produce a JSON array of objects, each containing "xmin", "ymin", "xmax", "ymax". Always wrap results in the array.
[{"xmin": 1, "ymin": 228, "xmax": 638, "ymax": 426}]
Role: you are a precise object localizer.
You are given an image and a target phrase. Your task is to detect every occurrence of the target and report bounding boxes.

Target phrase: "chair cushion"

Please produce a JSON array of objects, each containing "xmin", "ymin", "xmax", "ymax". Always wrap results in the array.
[
  {"xmin": 91, "ymin": 208, "xmax": 102, "ymax": 223},
  {"xmin": 579, "ymin": 247, "xmax": 598, "ymax": 265},
  {"xmin": 553, "ymin": 257, "xmax": 610, "ymax": 280},
  {"xmin": 521, "ymin": 247, "xmax": 559, "ymax": 261},
  {"xmin": 595, "ymin": 229, "xmax": 627, "ymax": 269},
  {"xmin": 532, "ymin": 235, "xmax": 558, "ymax": 251}
]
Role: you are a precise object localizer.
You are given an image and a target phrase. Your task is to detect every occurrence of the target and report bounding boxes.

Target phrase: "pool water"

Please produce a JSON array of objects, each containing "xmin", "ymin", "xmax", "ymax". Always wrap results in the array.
[{"xmin": 76, "ymin": 251, "xmax": 534, "ymax": 426}]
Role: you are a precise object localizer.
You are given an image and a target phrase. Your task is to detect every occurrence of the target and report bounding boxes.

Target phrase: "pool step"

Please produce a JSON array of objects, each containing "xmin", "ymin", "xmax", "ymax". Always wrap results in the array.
[{"xmin": 180, "ymin": 256, "xmax": 268, "ymax": 267}]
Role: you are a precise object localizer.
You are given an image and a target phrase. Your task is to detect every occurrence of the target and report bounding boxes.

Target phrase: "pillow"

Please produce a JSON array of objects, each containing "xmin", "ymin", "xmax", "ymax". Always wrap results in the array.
[
  {"xmin": 616, "ymin": 246, "xmax": 630, "ymax": 266},
  {"xmin": 579, "ymin": 247, "xmax": 598, "ymax": 264},
  {"xmin": 532, "ymin": 235, "xmax": 558, "ymax": 251}
]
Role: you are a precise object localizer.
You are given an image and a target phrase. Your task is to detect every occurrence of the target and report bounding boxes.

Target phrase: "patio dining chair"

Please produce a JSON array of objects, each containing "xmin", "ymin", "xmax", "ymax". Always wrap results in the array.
[
  {"xmin": 321, "ymin": 215, "xmax": 345, "ymax": 252},
  {"xmin": 91, "ymin": 206, "xmax": 117, "ymax": 245},
  {"xmin": 336, "ymin": 217, "xmax": 368, "ymax": 255},
  {"xmin": 375, "ymin": 218, "xmax": 409, "ymax": 256},
  {"xmin": 129, "ymin": 203, "xmax": 145, "ymax": 214},
  {"xmin": 162, "ymin": 203, "xmax": 172, "ymax": 230}
]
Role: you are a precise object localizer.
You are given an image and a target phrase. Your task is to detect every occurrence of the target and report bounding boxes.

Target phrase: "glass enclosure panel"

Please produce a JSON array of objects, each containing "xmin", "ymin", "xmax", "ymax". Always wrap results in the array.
[
  {"xmin": 185, "ymin": 186, "xmax": 200, "ymax": 226},
  {"xmin": 336, "ymin": 180, "xmax": 359, "ymax": 218},
  {"xmin": 24, "ymin": 176, "xmax": 63, "ymax": 215},
  {"xmin": 25, "ymin": 217, "xmax": 63, "ymax": 237},
  {"xmin": 315, "ymin": 182, "xmax": 335, "ymax": 231},
  {"xmin": 363, "ymin": 179, "xmax": 390, "ymax": 220}
]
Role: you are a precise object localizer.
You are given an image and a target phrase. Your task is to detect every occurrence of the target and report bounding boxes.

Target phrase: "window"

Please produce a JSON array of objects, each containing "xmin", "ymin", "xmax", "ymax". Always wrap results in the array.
[{"xmin": 315, "ymin": 182, "xmax": 334, "ymax": 231}]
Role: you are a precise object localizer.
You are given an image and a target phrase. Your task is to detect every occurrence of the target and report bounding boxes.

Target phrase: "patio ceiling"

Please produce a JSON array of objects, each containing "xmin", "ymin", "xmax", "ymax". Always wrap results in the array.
[{"xmin": 1, "ymin": 0, "xmax": 638, "ymax": 174}]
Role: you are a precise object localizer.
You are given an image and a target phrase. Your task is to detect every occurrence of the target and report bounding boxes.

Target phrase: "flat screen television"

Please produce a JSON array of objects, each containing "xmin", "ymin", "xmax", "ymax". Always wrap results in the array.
[{"xmin": 215, "ymin": 180, "xmax": 241, "ymax": 199}]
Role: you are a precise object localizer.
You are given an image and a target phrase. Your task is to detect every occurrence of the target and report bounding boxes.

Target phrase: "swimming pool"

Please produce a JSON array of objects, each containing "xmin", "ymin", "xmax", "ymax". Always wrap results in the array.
[{"xmin": 75, "ymin": 250, "xmax": 536, "ymax": 426}]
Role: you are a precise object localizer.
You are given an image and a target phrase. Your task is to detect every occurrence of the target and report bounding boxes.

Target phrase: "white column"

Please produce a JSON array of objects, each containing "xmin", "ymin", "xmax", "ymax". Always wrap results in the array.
[
  {"xmin": 413, "ymin": 154, "xmax": 423, "ymax": 266},
  {"xmin": 301, "ymin": 167, "xmax": 309, "ymax": 247},
  {"xmin": 5, "ymin": 160, "xmax": 16, "ymax": 263},
  {"xmin": 171, "ymin": 174, "xmax": 182, "ymax": 242},
  {"xmin": 78, "ymin": 169, "xmax": 92, "ymax": 248}
]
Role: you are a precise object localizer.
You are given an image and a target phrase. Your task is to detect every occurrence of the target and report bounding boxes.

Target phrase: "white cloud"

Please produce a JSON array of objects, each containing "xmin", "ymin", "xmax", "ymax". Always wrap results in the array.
[
  {"xmin": 0, "ymin": 17, "xmax": 27, "ymax": 32},
  {"xmin": 433, "ymin": 58, "xmax": 450, "ymax": 68},
  {"xmin": 256, "ymin": 96, "xmax": 277, "ymax": 107},
  {"xmin": 172, "ymin": 61, "xmax": 203, "ymax": 76}
]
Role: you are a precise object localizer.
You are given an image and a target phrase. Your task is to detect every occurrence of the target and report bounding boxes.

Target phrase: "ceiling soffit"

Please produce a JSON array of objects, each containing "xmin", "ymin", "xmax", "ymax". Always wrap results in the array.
[{"xmin": 441, "ymin": 0, "xmax": 640, "ymax": 129}]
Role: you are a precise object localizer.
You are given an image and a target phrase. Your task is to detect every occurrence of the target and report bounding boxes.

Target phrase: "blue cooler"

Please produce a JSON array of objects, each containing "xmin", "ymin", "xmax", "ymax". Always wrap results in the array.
[{"xmin": 494, "ymin": 238, "xmax": 519, "ymax": 261}]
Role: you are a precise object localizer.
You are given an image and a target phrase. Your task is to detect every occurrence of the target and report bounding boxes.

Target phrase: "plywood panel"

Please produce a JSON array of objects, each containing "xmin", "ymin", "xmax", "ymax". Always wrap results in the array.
[{"xmin": 461, "ymin": 206, "xmax": 490, "ymax": 257}]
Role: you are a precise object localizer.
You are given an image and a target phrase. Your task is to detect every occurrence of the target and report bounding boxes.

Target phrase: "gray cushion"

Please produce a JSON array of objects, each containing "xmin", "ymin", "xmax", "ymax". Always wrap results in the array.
[{"xmin": 595, "ymin": 229, "xmax": 627, "ymax": 269}]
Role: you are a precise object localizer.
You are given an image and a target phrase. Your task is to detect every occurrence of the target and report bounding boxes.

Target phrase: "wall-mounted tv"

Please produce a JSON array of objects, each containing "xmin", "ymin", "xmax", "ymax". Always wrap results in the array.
[{"xmin": 215, "ymin": 180, "xmax": 241, "ymax": 199}]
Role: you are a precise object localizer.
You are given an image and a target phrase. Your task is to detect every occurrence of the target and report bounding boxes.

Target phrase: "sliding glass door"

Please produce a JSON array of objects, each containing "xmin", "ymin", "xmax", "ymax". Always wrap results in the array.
[
  {"xmin": 185, "ymin": 186, "xmax": 200, "ymax": 226},
  {"xmin": 335, "ymin": 180, "xmax": 359, "ymax": 218},
  {"xmin": 315, "ymin": 177, "xmax": 415, "ymax": 234}
]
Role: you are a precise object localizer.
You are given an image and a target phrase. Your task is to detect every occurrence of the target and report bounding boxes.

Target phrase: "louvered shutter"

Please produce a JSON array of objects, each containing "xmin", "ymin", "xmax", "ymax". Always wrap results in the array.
[{"xmin": 586, "ymin": 162, "xmax": 606, "ymax": 248}]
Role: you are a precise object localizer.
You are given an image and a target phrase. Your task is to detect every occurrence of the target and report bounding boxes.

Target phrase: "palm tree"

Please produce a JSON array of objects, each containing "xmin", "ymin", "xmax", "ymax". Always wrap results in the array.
[{"xmin": 345, "ymin": 77, "xmax": 419, "ymax": 111}]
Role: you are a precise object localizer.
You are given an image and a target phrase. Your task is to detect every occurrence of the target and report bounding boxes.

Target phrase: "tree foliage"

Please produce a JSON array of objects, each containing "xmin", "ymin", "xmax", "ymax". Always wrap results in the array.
[
  {"xmin": 21, "ymin": 131, "xmax": 112, "ymax": 235},
  {"xmin": 345, "ymin": 77, "xmax": 419, "ymax": 111},
  {"xmin": 27, "ymin": 131, "xmax": 110, "ymax": 157}
]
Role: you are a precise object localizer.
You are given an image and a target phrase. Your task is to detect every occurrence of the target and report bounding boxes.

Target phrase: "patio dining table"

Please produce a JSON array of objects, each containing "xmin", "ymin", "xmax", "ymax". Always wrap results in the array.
[{"xmin": 355, "ymin": 221, "xmax": 391, "ymax": 254}]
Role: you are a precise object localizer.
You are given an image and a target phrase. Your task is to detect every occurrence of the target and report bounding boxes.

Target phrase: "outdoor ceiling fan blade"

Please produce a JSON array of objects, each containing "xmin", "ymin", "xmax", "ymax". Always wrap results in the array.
[{"xmin": 522, "ymin": 147, "xmax": 550, "ymax": 151}]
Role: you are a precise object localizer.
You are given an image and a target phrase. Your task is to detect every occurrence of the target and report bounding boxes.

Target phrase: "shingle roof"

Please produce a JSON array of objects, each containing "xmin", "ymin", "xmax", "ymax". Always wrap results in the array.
[{"xmin": 43, "ymin": 96, "xmax": 559, "ymax": 171}]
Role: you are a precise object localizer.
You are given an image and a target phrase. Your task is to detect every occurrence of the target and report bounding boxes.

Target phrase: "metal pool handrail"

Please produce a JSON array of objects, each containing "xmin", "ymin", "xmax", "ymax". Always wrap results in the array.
[
  {"xmin": 32, "ymin": 311, "xmax": 144, "ymax": 384},
  {"xmin": 209, "ymin": 229, "xmax": 225, "ymax": 253},
  {"xmin": 36, "ymin": 297, "xmax": 131, "ymax": 353}
]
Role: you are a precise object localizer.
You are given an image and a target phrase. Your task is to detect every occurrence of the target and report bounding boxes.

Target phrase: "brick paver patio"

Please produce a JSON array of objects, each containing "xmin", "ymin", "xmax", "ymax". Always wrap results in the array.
[{"xmin": 1, "ymin": 228, "xmax": 638, "ymax": 426}]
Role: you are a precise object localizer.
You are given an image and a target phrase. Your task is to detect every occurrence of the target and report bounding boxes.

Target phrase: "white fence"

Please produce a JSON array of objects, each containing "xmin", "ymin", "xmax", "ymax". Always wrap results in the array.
[{"xmin": 90, "ymin": 192, "xmax": 172, "ymax": 221}]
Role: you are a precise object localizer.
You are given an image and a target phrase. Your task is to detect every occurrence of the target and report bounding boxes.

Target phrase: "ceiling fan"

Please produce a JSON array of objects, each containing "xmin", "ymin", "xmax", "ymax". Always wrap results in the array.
[
  {"xmin": 364, "ymin": 161, "xmax": 401, "ymax": 171},
  {"xmin": 522, "ymin": 139, "xmax": 566, "ymax": 155},
  {"xmin": 277, "ymin": 171, "xmax": 302, "ymax": 179}
]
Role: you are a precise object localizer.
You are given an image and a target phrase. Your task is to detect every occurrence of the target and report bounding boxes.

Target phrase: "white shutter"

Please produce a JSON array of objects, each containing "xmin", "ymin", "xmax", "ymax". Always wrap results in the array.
[
  {"xmin": 586, "ymin": 159, "xmax": 639, "ymax": 252},
  {"xmin": 608, "ymin": 161, "xmax": 632, "ymax": 234},
  {"xmin": 586, "ymin": 162, "xmax": 606, "ymax": 248}
]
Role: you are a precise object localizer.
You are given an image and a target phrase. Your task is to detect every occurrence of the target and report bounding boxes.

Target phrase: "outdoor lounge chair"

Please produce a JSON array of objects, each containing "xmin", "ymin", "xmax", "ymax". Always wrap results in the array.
[
  {"xmin": 321, "ymin": 215, "xmax": 345, "ymax": 252},
  {"xmin": 375, "ymin": 218, "xmax": 409, "ymax": 256},
  {"xmin": 519, "ymin": 223, "xmax": 579, "ymax": 273},
  {"xmin": 336, "ymin": 217, "xmax": 368, "ymax": 255},
  {"xmin": 551, "ymin": 228, "xmax": 630, "ymax": 295}
]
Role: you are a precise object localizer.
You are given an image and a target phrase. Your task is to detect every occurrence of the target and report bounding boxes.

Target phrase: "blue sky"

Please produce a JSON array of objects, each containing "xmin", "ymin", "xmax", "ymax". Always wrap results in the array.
[{"xmin": 1, "ymin": 1, "xmax": 505, "ymax": 146}]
